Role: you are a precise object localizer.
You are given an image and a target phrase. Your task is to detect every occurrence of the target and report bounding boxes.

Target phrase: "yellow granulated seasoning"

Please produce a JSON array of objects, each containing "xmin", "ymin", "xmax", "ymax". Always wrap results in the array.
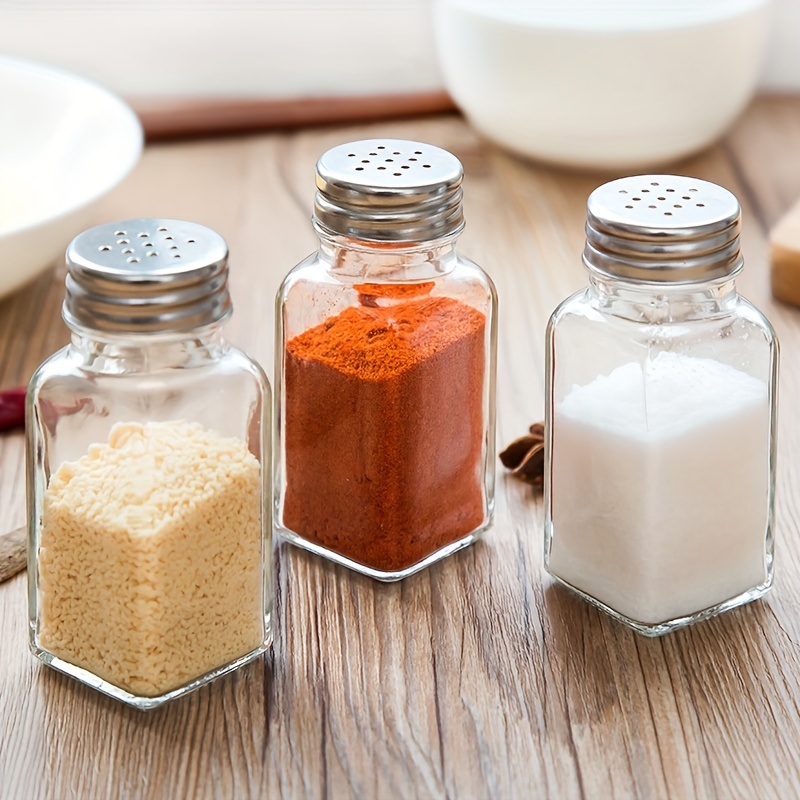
[{"xmin": 38, "ymin": 421, "xmax": 264, "ymax": 697}]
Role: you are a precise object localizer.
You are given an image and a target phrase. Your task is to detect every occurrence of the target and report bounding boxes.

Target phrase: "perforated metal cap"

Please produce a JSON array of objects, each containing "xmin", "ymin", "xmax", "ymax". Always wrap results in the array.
[
  {"xmin": 584, "ymin": 175, "xmax": 743, "ymax": 283},
  {"xmin": 64, "ymin": 219, "xmax": 231, "ymax": 333},
  {"xmin": 313, "ymin": 139, "xmax": 464, "ymax": 242}
]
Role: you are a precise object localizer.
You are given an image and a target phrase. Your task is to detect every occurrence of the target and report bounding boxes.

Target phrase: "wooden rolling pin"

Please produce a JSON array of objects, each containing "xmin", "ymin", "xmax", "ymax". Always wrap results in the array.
[
  {"xmin": 771, "ymin": 195, "xmax": 800, "ymax": 306},
  {"xmin": 134, "ymin": 91, "xmax": 456, "ymax": 140}
]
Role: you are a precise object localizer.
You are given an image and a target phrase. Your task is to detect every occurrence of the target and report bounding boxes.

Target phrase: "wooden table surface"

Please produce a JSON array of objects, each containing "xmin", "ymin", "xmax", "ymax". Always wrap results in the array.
[{"xmin": 3, "ymin": 97, "xmax": 800, "ymax": 800}]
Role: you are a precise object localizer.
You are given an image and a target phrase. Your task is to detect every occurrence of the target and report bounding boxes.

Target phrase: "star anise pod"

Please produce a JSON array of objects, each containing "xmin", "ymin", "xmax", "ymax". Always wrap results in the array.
[{"xmin": 499, "ymin": 422, "xmax": 545, "ymax": 488}]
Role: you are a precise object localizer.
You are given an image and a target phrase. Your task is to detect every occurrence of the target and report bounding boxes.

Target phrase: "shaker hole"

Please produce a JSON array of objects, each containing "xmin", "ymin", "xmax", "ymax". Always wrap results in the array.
[
  {"xmin": 385, "ymin": 158, "xmax": 394, "ymax": 162},
  {"xmin": 99, "ymin": 245, "xmax": 111, "ymax": 251},
  {"xmin": 633, "ymin": 197, "xmax": 641, "ymax": 201},
  {"xmin": 369, "ymin": 152, "xmax": 377, "ymax": 156},
  {"xmin": 414, "ymin": 150, "xmax": 422, "ymax": 154},
  {"xmin": 689, "ymin": 188, "xmax": 698, "ymax": 192},
  {"xmin": 674, "ymin": 204, "xmax": 682, "ymax": 208},
  {"xmin": 409, "ymin": 157, "xmax": 417, "ymax": 161},
  {"xmin": 625, "ymin": 205, "xmax": 634, "ymax": 209},
  {"xmin": 157, "ymin": 226, "xmax": 168, "ymax": 232},
  {"xmin": 651, "ymin": 182, "xmax": 659, "ymax": 186},
  {"xmin": 187, "ymin": 239, "xmax": 195, "ymax": 243},
  {"xmin": 393, "ymin": 172, "xmax": 402, "ymax": 176},
  {"xmin": 667, "ymin": 189, "xmax": 675, "ymax": 193},
  {"xmin": 355, "ymin": 167, "xmax": 364, "ymax": 171},
  {"xmin": 122, "ymin": 248, "xmax": 134, "ymax": 254},
  {"xmin": 378, "ymin": 166, "xmax": 386, "ymax": 170},
  {"xmin": 664, "ymin": 212, "xmax": 673, "ymax": 216},
  {"xmin": 127, "ymin": 257, "xmax": 140, "ymax": 263},
  {"xmin": 641, "ymin": 189, "xmax": 650, "ymax": 193},
  {"xmin": 114, "ymin": 230, "xmax": 126, "ymax": 235},
  {"xmin": 147, "ymin": 251, "xmax": 158, "ymax": 257},
  {"xmin": 173, "ymin": 254, "xmax": 182, "ymax": 258},
  {"xmin": 648, "ymin": 205, "xmax": 656, "ymax": 208},
  {"xmin": 348, "ymin": 153, "xmax": 356, "ymax": 157},
  {"xmin": 401, "ymin": 165, "xmax": 410, "ymax": 169},
  {"xmin": 170, "ymin": 245, "xmax": 178, "ymax": 250},
  {"xmin": 117, "ymin": 239, "xmax": 130, "ymax": 244},
  {"xmin": 658, "ymin": 197, "xmax": 666, "ymax": 201},
  {"xmin": 423, "ymin": 164, "xmax": 431, "ymax": 168},
  {"xmin": 144, "ymin": 242, "xmax": 154, "ymax": 248},
  {"xmin": 682, "ymin": 196, "xmax": 691, "ymax": 200},
  {"xmin": 619, "ymin": 190, "xmax": 628, "ymax": 194},
  {"xmin": 361, "ymin": 160, "xmax": 370, "ymax": 164},
  {"xmin": 377, "ymin": 146, "xmax": 386, "ymax": 150},
  {"xmin": 164, "ymin": 236, "xmax": 173, "ymax": 240},
  {"xmin": 137, "ymin": 232, "xmax": 149, "ymax": 238},
  {"xmin": 697, "ymin": 203, "xmax": 705, "ymax": 207},
  {"xmin": 392, "ymin": 151, "xmax": 400, "ymax": 155}
]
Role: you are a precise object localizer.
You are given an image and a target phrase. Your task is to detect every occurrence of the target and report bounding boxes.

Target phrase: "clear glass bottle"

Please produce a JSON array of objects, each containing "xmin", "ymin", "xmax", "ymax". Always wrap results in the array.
[
  {"xmin": 275, "ymin": 139, "xmax": 497, "ymax": 580},
  {"xmin": 545, "ymin": 176, "xmax": 778, "ymax": 636},
  {"xmin": 27, "ymin": 219, "xmax": 272, "ymax": 708}
]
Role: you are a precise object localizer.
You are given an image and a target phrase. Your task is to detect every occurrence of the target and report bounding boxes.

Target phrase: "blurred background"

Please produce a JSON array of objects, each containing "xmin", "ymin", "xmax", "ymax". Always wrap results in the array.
[
  {"xmin": 0, "ymin": 0, "xmax": 798, "ymax": 102},
  {"xmin": 1, "ymin": 0, "xmax": 799, "ymax": 297}
]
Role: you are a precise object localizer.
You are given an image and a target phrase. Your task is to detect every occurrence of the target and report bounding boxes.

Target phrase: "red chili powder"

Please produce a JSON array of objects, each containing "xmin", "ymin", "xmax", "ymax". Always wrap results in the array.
[{"xmin": 283, "ymin": 293, "xmax": 487, "ymax": 572}]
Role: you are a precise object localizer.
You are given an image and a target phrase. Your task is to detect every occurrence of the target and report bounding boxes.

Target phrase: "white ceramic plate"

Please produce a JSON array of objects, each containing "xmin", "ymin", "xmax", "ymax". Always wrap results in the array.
[{"xmin": 0, "ymin": 57, "xmax": 142, "ymax": 297}]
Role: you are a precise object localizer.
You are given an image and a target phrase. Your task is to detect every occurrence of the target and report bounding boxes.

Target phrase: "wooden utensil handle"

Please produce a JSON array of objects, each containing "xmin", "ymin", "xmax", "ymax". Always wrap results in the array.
[
  {"xmin": 0, "ymin": 526, "xmax": 26, "ymax": 583},
  {"xmin": 133, "ymin": 91, "xmax": 457, "ymax": 140}
]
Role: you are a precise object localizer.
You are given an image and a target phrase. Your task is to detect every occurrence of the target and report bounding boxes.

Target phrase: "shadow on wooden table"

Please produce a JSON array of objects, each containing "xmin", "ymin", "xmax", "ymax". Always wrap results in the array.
[
  {"xmin": 33, "ymin": 647, "xmax": 274, "ymax": 796},
  {"xmin": 542, "ymin": 579, "xmax": 795, "ymax": 729}
]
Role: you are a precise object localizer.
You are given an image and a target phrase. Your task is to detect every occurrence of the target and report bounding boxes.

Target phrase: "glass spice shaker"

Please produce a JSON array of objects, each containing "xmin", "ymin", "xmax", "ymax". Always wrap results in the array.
[
  {"xmin": 275, "ymin": 139, "xmax": 497, "ymax": 580},
  {"xmin": 27, "ymin": 219, "xmax": 272, "ymax": 708},
  {"xmin": 545, "ymin": 176, "xmax": 778, "ymax": 636}
]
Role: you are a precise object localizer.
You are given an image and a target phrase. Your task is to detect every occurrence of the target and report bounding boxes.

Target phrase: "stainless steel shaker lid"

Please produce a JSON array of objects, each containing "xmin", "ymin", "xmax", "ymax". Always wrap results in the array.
[
  {"xmin": 64, "ymin": 219, "xmax": 232, "ymax": 333},
  {"xmin": 583, "ymin": 175, "xmax": 743, "ymax": 283},
  {"xmin": 313, "ymin": 139, "xmax": 465, "ymax": 242}
]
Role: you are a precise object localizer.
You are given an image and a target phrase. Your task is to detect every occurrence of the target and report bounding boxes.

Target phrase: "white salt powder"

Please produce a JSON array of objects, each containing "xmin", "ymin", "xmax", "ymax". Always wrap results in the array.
[{"xmin": 548, "ymin": 351, "xmax": 771, "ymax": 625}]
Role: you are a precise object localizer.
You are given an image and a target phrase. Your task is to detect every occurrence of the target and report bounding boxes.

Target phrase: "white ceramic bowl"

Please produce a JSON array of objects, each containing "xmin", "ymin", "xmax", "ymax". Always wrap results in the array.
[
  {"xmin": 0, "ymin": 57, "xmax": 142, "ymax": 297},
  {"xmin": 434, "ymin": 0, "xmax": 770, "ymax": 170}
]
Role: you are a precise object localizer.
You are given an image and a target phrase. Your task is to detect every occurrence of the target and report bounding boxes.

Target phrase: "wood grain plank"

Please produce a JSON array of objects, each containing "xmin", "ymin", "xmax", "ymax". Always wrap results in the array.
[{"xmin": 3, "ymin": 101, "xmax": 800, "ymax": 800}]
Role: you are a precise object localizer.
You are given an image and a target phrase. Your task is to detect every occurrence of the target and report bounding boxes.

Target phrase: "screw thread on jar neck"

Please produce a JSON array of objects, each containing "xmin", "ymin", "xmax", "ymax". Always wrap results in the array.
[
  {"xmin": 589, "ymin": 270, "xmax": 739, "ymax": 323},
  {"xmin": 68, "ymin": 322, "xmax": 228, "ymax": 373},
  {"xmin": 318, "ymin": 231, "xmax": 459, "ymax": 281}
]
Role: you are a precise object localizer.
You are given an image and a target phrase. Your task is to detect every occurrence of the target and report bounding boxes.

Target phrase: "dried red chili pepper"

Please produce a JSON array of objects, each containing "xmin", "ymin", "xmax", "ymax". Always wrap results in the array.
[{"xmin": 0, "ymin": 387, "xmax": 26, "ymax": 432}]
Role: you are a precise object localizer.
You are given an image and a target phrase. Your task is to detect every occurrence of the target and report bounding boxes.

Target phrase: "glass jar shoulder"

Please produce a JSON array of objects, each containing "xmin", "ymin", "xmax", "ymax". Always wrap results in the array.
[
  {"xmin": 547, "ymin": 287, "xmax": 595, "ymax": 328},
  {"xmin": 735, "ymin": 293, "xmax": 779, "ymax": 346},
  {"xmin": 216, "ymin": 344, "xmax": 270, "ymax": 394},
  {"xmin": 278, "ymin": 248, "xmax": 495, "ymax": 338},
  {"xmin": 28, "ymin": 337, "xmax": 269, "ymax": 470},
  {"xmin": 279, "ymin": 248, "xmax": 494, "ymax": 286},
  {"xmin": 276, "ymin": 251, "xmax": 329, "ymax": 302},
  {"xmin": 549, "ymin": 285, "xmax": 774, "ymax": 340},
  {"xmin": 441, "ymin": 252, "xmax": 496, "ymax": 310},
  {"xmin": 28, "ymin": 345, "xmax": 78, "ymax": 396},
  {"xmin": 548, "ymin": 287, "xmax": 776, "ymax": 389},
  {"xmin": 29, "ymin": 339, "xmax": 268, "ymax": 396}
]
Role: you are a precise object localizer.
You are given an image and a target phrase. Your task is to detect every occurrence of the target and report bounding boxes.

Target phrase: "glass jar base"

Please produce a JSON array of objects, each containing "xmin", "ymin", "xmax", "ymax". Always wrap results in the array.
[
  {"xmin": 546, "ymin": 572, "xmax": 774, "ymax": 637},
  {"xmin": 278, "ymin": 523, "xmax": 490, "ymax": 581},
  {"xmin": 30, "ymin": 622, "xmax": 273, "ymax": 710}
]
